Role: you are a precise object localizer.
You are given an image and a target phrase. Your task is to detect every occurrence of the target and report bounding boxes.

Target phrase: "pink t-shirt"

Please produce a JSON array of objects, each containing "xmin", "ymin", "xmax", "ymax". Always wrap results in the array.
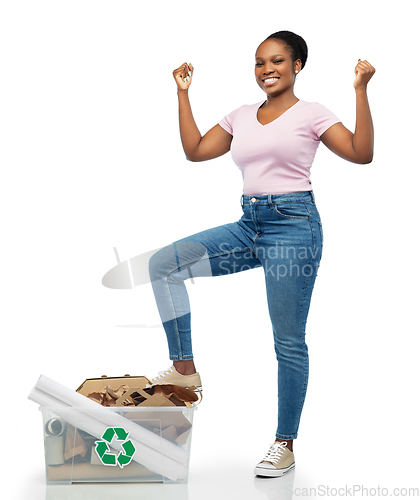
[{"xmin": 218, "ymin": 100, "xmax": 340, "ymax": 195}]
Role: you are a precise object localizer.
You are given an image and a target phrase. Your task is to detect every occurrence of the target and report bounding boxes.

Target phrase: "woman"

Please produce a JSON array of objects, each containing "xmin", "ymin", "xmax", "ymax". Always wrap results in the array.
[{"xmin": 147, "ymin": 30, "xmax": 375, "ymax": 477}]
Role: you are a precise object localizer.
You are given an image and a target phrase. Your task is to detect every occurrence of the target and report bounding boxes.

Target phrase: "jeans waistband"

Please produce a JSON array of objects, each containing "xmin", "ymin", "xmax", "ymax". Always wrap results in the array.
[{"xmin": 241, "ymin": 190, "xmax": 315, "ymax": 207}]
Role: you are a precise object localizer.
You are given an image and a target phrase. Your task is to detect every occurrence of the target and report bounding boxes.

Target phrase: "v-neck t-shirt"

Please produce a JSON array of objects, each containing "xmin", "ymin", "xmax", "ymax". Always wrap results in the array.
[{"xmin": 218, "ymin": 99, "xmax": 340, "ymax": 195}]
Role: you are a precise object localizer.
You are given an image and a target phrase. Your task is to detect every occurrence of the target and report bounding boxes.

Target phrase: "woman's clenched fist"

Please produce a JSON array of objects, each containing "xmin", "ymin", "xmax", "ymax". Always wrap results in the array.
[
  {"xmin": 173, "ymin": 62, "xmax": 194, "ymax": 91},
  {"xmin": 354, "ymin": 59, "xmax": 375, "ymax": 90}
]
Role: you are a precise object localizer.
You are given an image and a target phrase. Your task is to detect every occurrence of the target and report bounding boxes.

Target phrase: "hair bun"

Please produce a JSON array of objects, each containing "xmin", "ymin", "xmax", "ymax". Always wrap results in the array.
[{"xmin": 265, "ymin": 30, "xmax": 308, "ymax": 69}]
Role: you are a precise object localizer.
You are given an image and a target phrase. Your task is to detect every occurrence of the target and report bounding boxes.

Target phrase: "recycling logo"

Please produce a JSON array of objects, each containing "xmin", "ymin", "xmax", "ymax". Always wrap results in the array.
[{"xmin": 95, "ymin": 427, "xmax": 136, "ymax": 468}]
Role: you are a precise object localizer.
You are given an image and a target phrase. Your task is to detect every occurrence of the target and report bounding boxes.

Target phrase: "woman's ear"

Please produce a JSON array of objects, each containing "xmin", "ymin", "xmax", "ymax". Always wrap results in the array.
[{"xmin": 294, "ymin": 60, "xmax": 302, "ymax": 75}]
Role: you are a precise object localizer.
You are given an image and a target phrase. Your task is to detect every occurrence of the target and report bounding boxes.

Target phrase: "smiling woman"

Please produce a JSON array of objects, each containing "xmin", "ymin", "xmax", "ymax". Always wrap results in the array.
[
  {"xmin": 146, "ymin": 29, "xmax": 375, "ymax": 479},
  {"xmin": 254, "ymin": 37, "xmax": 304, "ymax": 125},
  {"xmin": 255, "ymin": 31, "xmax": 307, "ymax": 94}
]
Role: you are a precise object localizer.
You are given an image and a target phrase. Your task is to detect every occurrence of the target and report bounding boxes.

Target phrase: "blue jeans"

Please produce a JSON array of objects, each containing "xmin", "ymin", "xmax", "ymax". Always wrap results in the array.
[{"xmin": 148, "ymin": 190, "xmax": 323, "ymax": 440}]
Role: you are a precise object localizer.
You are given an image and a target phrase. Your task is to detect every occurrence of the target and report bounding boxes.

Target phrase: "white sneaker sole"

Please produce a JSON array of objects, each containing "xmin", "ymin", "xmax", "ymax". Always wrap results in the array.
[
  {"xmin": 254, "ymin": 462, "xmax": 295, "ymax": 477},
  {"xmin": 145, "ymin": 383, "xmax": 203, "ymax": 391},
  {"xmin": 145, "ymin": 384, "xmax": 203, "ymax": 399}
]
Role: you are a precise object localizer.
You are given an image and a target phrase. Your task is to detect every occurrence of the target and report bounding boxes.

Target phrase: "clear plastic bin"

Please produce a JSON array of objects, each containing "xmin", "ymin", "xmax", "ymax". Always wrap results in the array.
[{"xmin": 39, "ymin": 405, "xmax": 196, "ymax": 484}]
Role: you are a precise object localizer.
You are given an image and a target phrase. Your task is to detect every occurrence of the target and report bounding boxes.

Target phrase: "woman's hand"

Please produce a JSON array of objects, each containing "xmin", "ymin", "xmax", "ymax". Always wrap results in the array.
[
  {"xmin": 322, "ymin": 59, "xmax": 375, "ymax": 164},
  {"xmin": 353, "ymin": 59, "xmax": 375, "ymax": 90},
  {"xmin": 173, "ymin": 62, "xmax": 194, "ymax": 92}
]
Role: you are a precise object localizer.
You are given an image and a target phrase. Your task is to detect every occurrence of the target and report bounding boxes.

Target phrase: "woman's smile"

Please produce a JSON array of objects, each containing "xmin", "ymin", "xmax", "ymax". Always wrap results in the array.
[{"xmin": 262, "ymin": 77, "xmax": 280, "ymax": 87}]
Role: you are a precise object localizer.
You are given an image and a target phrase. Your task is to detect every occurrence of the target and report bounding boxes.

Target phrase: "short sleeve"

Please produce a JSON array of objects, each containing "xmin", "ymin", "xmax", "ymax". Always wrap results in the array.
[
  {"xmin": 218, "ymin": 105, "xmax": 246, "ymax": 136},
  {"xmin": 311, "ymin": 102, "xmax": 341, "ymax": 138}
]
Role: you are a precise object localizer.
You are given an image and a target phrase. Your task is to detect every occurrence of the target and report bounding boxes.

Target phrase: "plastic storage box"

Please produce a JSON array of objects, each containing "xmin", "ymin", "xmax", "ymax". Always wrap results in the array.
[{"xmin": 40, "ymin": 405, "xmax": 197, "ymax": 484}]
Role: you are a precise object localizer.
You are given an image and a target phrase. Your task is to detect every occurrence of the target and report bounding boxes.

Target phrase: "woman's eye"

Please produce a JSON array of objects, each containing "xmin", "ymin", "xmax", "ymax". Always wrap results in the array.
[{"xmin": 255, "ymin": 60, "xmax": 284, "ymax": 67}]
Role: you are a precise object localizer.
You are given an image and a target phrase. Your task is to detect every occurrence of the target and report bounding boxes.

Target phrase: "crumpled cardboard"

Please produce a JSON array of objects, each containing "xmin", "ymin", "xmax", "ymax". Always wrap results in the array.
[
  {"xmin": 76, "ymin": 374, "xmax": 201, "ymax": 408},
  {"xmin": 115, "ymin": 385, "xmax": 201, "ymax": 408}
]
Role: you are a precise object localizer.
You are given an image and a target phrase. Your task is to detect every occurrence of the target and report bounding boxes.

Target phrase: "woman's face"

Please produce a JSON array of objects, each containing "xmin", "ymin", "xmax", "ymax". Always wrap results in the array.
[{"xmin": 255, "ymin": 39, "xmax": 300, "ymax": 97}]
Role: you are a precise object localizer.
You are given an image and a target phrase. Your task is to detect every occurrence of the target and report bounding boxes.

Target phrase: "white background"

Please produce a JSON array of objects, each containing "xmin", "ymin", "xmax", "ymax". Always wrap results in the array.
[{"xmin": 1, "ymin": 1, "xmax": 419, "ymax": 499}]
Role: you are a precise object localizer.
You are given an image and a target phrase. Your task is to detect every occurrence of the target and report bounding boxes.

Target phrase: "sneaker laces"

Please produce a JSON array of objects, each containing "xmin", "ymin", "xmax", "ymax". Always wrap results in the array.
[
  {"xmin": 150, "ymin": 365, "xmax": 175, "ymax": 383},
  {"xmin": 261, "ymin": 441, "xmax": 288, "ymax": 465}
]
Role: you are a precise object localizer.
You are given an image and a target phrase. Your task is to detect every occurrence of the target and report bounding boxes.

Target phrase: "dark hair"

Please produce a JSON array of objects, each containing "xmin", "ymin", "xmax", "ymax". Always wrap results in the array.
[{"xmin": 265, "ymin": 31, "xmax": 308, "ymax": 69}]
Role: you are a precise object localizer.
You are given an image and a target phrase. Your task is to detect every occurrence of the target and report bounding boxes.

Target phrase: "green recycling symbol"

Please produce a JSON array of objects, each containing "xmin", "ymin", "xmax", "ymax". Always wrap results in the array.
[{"xmin": 95, "ymin": 427, "xmax": 136, "ymax": 468}]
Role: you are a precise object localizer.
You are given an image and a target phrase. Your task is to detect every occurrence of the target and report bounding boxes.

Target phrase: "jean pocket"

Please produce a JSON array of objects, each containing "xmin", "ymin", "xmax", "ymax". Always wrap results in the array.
[{"xmin": 274, "ymin": 202, "xmax": 309, "ymax": 220}]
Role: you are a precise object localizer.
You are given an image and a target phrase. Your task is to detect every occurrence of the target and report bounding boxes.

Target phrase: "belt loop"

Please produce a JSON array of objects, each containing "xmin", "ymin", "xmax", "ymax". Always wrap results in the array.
[
  {"xmin": 241, "ymin": 194, "xmax": 244, "ymax": 207},
  {"xmin": 310, "ymin": 190, "xmax": 315, "ymax": 204},
  {"xmin": 268, "ymin": 194, "xmax": 273, "ymax": 208}
]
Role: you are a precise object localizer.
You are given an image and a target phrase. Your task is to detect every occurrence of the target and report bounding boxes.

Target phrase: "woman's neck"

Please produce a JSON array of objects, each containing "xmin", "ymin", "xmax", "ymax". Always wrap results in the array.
[{"xmin": 263, "ymin": 91, "xmax": 299, "ymax": 110}]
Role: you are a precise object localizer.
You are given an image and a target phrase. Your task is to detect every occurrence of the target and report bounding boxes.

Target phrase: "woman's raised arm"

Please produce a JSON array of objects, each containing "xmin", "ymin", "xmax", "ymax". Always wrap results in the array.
[
  {"xmin": 320, "ymin": 59, "xmax": 375, "ymax": 164},
  {"xmin": 174, "ymin": 62, "xmax": 233, "ymax": 162}
]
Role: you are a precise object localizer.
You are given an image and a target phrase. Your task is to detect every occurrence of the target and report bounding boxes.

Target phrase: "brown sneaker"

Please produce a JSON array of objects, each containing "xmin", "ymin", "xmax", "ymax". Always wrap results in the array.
[
  {"xmin": 254, "ymin": 441, "xmax": 295, "ymax": 477},
  {"xmin": 146, "ymin": 365, "xmax": 203, "ymax": 392}
]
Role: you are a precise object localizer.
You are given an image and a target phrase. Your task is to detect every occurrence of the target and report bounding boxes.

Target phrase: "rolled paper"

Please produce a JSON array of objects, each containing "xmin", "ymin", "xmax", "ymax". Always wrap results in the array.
[
  {"xmin": 45, "ymin": 436, "xmax": 65, "ymax": 465},
  {"xmin": 45, "ymin": 418, "xmax": 66, "ymax": 437}
]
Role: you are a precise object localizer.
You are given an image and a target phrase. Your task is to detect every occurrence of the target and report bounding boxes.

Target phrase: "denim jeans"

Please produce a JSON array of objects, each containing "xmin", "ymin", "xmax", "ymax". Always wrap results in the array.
[{"xmin": 148, "ymin": 190, "xmax": 323, "ymax": 439}]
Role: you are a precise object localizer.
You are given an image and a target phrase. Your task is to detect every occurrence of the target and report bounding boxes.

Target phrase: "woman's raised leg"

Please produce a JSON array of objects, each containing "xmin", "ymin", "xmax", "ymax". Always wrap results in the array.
[{"xmin": 148, "ymin": 220, "xmax": 262, "ymax": 361}]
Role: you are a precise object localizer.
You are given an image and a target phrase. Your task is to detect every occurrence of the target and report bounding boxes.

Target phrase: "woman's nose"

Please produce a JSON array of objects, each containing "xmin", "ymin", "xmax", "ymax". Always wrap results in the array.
[
  {"xmin": 261, "ymin": 62, "xmax": 274, "ymax": 73},
  {"xmin": 263, "ymin": 66, "xmax": 274, "ymax": 75}
]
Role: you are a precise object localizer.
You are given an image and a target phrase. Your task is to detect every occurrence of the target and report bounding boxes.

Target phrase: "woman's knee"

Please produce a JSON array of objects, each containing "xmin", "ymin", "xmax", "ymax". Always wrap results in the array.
[
  {"xmin": 149, "ymin": 239, "xmax": 213, "ymax": 284},
  {"xmin": 148, "ymin": 245, "xmax": 176, "ymax": 282},
  {"xmin": 273, "ymin": 332, "xmax": 307, "ymax": 356}
]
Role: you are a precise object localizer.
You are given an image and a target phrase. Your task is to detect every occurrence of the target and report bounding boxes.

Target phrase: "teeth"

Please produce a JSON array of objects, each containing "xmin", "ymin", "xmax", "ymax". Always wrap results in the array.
[{"xmin": 264, "ymin": 78, "xmax": 279, "ymax": 84}]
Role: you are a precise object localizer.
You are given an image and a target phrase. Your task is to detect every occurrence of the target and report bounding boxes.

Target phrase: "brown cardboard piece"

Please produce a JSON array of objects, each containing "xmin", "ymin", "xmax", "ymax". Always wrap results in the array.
[
  {"xmin": 116, "ymin": 388, "xmax": 173, "ymax": 407},
  {"xmin": 76, "ymin": 375, "xmax": 151, "ymax": 397},
  {"xmin": 63, "ymin": 426, "xmax": 88, "ymax": 461}
]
